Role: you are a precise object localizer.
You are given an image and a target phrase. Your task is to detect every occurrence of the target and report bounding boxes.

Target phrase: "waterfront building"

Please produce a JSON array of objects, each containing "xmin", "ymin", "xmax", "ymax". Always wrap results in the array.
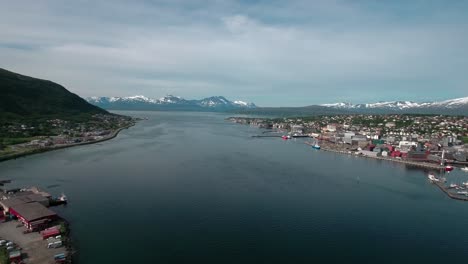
[{"xmin": 9, "ymin": 202, "xmax": 57, "ymax": 231}]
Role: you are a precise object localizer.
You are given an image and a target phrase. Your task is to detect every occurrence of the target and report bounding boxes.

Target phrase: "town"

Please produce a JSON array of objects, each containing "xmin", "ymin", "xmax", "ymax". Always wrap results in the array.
[
  {"xmin": 228, "ymin": 114, "xmax": 467, "ymax": 165},
  {"xmin": 0, "ymin": 114, "xmax": 137, "ymax": 162}
]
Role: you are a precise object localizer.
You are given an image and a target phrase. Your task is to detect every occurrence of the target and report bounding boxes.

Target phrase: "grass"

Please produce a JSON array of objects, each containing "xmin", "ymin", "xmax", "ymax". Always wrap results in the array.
[
  {"xmin": 463, "ymin": 137, "xmax": 468, "ymax": 144},
  {"xmin": 0, "ymin": 246, "xmax": 9, "ymax": 264}
]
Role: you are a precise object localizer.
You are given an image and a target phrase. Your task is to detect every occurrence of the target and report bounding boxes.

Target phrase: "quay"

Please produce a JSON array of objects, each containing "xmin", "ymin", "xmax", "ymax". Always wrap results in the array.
[
  {"xmin": 311, "ymin": 143, "xmax": 468, "ymax": 202},
  {"xmin": 309, "ymin": 143, "xmax": 445, "ymax": 170},
  {"xmin": 433, "ymin": 181, "xmax": 468, "ymax": 202}
]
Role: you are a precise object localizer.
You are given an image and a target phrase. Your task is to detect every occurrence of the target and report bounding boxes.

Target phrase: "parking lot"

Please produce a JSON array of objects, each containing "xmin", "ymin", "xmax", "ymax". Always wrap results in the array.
[{"xmin": 0, "ymin": 220, "xmax": 66, "ymax": 264}]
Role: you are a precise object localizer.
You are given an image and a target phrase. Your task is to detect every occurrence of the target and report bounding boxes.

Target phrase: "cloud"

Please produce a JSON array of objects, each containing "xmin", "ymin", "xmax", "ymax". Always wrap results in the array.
[{"xmin": 0, "ymin": 0, "xmax": 467, "ymax": 106}]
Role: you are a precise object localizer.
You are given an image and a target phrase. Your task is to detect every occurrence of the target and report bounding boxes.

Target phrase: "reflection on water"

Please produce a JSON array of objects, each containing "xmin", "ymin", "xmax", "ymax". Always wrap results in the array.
[{"xmin": 0, "ymin": 111, "xmax": 467, "ymax": 263}]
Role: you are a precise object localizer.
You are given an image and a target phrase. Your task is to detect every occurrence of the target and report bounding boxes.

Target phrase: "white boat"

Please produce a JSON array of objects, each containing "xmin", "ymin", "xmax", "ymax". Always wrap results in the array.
[
  {"xmin": 428, "ymin": 174, "xmax": 440, "ymax": 182},
  {"xmin": 457, "ymin": 191, "xmax": 468, "ymax": 195},
  {"xmin": 59, "ymin": 193, "xmax": 67, "ymax": 202},
  {"xmin": 462, "ymin": 182, "xmax": 468, "ymax": 187},
  {"xmin": 461, "ymin": 167, "xmax": 468, "ymax": 172},
  {"xmin": 449, "ymin": 183, "xmax": 458, "ymax": 188}
]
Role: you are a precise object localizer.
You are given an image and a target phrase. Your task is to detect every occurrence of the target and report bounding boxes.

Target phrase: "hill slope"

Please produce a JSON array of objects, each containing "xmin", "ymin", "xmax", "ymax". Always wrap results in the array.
[{"xmin": 0, "ymin": 68, "xmax": 107, "ymax": 119}]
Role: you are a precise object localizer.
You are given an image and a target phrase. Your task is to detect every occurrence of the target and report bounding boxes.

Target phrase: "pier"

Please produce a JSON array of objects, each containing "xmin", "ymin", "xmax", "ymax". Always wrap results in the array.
[
  {"xmin": 433, "ymin": 181, "xmax": 468, "ymax": 202},
  {"xmin": 311, "ymin": 143, "xmax": 445, "ymax": 170}
]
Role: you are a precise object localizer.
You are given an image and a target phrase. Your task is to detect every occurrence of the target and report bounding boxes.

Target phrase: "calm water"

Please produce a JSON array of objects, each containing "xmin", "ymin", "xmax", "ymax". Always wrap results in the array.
[{"xmin": 1, "ymin": 111, "xmax": 468, "ymax": 263}]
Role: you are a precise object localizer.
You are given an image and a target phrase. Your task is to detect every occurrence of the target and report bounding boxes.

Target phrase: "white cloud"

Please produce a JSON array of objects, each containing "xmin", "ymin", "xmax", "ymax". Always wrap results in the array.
[{"xmin": 0, "ymin": 0, "xmax": 467, "ymax": 106}]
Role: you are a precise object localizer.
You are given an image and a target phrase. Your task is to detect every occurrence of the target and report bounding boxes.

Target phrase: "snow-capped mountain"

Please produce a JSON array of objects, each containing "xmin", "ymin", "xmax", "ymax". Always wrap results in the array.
[
  {"xmin": 86, "ymin": 95, "xmax": 256, "ymax": 111},
  {"xmin": 321, "ymin": 97, "xmax": 468, "ymax": 114}
]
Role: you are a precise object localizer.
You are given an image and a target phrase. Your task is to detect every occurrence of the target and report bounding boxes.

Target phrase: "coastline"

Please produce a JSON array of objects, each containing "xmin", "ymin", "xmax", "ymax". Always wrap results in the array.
[
  {"xmin": 0, "ymin": 123, "xmax": 135, "ymax": 163},
  {"xmin": 316, "ymin": 144, "xmax": 445, "ymax": 170}
]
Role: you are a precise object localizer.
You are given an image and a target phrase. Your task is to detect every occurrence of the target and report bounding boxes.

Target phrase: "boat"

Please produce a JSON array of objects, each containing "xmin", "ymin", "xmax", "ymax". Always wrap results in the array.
[
  {"xmin": 462, "ymin": 182, "xmax": 468, "ymax": 187},
  {"xmin": 445, "ymin": 166, "xmax": 454, "ymax": 172},
  {"xmin": 281, "ymin": 135, "xmax": 290, "ymax": 140},
  {"xmin": 449, "ymin": 183, "xmax": 458, "ymax": 188},
  {"xmin": 457, "ymin": 191, "xmax": 468, "ymax": 195},
  {"xmin": 461, "ymin": 167, "xmax": 468, "ymax": 172},
  {"xmin": 59, "ymin": 193, "xmax": 67, "ymax": 202},
  {"xmin": 312, "ymin": 144, "xmax": 321, "ymax": 150},
  {"xmin": 428, "ymin": 174, "xmax": 440, "ymax": 182}
]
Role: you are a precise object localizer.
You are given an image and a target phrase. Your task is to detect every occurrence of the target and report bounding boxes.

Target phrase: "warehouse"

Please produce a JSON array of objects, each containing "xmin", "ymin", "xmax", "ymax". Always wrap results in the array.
[{"xmin": 9, "ymin": 202, "xmax": 57, "ymax": 231}]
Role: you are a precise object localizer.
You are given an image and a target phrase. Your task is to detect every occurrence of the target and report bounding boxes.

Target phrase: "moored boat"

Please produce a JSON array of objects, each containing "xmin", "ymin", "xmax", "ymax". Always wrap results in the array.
[
  {"xmin": 461, "ymin": 167, "xmax": 468, "ymax": 172},
  {"xmin": 428, "ymin": 174, "xmax": 440, "ymax": 182},
  {"xmin": 445, "ymin": 166, "xmax": 454, "ymax": 172}
]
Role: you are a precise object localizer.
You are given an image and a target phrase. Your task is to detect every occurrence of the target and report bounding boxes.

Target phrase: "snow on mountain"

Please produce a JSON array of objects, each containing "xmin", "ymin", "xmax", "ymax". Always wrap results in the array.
[
  {"xmin": 321, "ymin": 97, "xmax": 468, "ymax": 111},
  {"xmin": 86, "ymin": 95, "xmax": 256, "ymax": 110}
]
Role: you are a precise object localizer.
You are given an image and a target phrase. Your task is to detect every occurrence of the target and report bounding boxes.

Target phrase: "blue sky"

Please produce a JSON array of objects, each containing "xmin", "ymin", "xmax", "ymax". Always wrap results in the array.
[{"xmin": 0, "ymin": 0, "xmax": 467, "ymax": 106}]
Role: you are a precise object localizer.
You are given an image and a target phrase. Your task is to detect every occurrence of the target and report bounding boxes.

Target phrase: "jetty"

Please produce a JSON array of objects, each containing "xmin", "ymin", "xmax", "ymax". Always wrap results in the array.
[
  {"xmin": 433, "ymin": 181, "xmax": 468, "ymax": 202},
  {"xmin": 310, "ymin": 143, "xmax": 445, "ymax": 170}
]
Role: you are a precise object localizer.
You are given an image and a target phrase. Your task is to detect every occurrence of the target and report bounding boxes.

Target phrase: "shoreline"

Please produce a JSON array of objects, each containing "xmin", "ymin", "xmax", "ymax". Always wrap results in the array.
[
  {"xmin": 316, "ymin": 144, "xmax": 445, "ymax": 170},
  {"xmin": 0, "ymin": 123, "xmax": 135, "ymax": 163},
  {"xmin": 308, "ymin": 144, "xmax": 468, "ymax": 202}
]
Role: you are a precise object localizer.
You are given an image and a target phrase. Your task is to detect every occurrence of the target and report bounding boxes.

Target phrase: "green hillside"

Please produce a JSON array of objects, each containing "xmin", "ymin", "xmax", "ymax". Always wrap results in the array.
[{"xmin": 0, "ymin": 68, "xmax": 107, "ymax": 121}]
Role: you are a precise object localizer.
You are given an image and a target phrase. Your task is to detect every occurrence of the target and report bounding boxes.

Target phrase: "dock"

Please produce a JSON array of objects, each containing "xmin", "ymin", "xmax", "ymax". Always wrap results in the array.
[
  {"xmin": 433, "ymin": 181, "xmax": 468, "ymax": 202},
  {"xmin": 310, "ymin": 144, "xmax": 445, "ymax": 170}
]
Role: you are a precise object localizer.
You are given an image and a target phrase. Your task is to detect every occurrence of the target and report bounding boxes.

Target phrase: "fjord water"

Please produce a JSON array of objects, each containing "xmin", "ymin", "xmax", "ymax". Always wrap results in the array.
[{"xmin": 1, "ymin": 111, "xmax": 468, "ymax": 263}]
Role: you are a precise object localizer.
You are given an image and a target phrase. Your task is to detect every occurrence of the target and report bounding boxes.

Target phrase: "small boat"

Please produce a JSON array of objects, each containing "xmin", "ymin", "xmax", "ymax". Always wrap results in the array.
[
  {"xmin": 445, "ymin": 166, "xmax": 454, "ymax": 172},
  {"xmin": 461, "ymin": 167, "xmax": 468, "ymax": 172},
  {"xmin": 428, "ymin": 174, "xmax": 440, "ymax": 182},
  {"xmin": 462, "ymin": 182, "xmax": 468, "ymax": 187},
  {"xmin": 281, "ymin": 135, "xmax": 290, "ymax": 140},
  {"xmin": 312, "ymin": 144, "xmax": 321, "ymax": 150},
  {"xmin": 449, "ymin": 183, "xmax": 458, "ymax": 188},
  {"xmin": 59, "ymin": 193, "xmax": 67, "ymax": 202}
]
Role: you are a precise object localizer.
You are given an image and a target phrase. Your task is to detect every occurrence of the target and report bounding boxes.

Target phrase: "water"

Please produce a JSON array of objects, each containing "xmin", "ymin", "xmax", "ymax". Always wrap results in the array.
[{"xmin": 1, "ymin": 111, "xmax": 468, "ymax": 263}]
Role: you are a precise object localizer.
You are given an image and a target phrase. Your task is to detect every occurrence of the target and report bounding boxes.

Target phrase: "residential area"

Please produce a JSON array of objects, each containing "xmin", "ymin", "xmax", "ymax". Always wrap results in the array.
[
  {"xmin": 228, "ymin": 114, "xmax": 468, "ymax": 165},
  {"xmin": 0, "ymin": 114, "xmax": 136, "ymax": 162}
]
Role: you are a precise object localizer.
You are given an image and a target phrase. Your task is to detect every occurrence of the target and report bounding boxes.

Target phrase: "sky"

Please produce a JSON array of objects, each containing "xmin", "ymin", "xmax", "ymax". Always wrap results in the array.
[{"xmin": 0, "ymin": 0, "xmax": 467, "ymax": 107}]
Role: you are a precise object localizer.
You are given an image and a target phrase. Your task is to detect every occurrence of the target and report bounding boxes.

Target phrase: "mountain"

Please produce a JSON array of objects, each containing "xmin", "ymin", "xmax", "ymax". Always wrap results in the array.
[
  {"xmin": 320, "ymin": 97, "xmax": 468, "ymax": 115},
  {"xmin": 0, "ymin": 68, "xmax": 107, "ymax": 120},
  {"xmin": 86, "ymin": 95, "xmax": 256, "ymax": 111}
]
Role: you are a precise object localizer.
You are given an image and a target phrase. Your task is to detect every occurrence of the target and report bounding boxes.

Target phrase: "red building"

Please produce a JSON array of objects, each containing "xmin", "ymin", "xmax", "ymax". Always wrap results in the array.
[{"xmin": 9, "ymin": 202, "xmax": 57, "ymax": 231}]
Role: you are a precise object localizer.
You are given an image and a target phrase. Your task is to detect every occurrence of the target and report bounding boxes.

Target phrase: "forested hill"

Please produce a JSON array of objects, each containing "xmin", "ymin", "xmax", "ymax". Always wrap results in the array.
[{"xmin": 0, "ymin": 68, "xmax": 107, "ymax": 120}]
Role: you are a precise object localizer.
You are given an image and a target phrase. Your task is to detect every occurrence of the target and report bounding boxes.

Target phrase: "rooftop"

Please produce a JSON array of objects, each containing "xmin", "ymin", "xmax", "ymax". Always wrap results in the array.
[{"xmin": 10, "ymin": 202, "xmax": 57, "ymax": 222}]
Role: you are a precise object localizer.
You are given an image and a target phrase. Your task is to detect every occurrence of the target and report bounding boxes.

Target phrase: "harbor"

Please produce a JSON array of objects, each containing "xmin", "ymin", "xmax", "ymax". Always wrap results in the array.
[{"xmin": 0, "ymin": 182, "xmax": 71, "ymax": 263}]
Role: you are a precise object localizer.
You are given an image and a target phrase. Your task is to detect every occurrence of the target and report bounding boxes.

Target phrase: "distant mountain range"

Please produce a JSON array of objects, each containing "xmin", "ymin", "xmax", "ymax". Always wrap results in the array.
[
  {"xmin": 0, "ymin": 68, "xmax": 107, "ymax": 121},
  {"xmin": 320, "ymin": 97, "xmax": 468, "ymax": 115},
  {"xmin": 86, "ymin": 95, "xmax": 256, "ymax": 111},
  {"xmin": 87, "ymin": 94, "xmax": 467, "ymax": 115}
]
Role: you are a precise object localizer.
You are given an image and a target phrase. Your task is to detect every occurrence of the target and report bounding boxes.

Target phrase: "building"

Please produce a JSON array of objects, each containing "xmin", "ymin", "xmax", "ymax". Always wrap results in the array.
[
  {"xmin": 9, "ymin": 202, "xmax": 57, "ymax": 231},
  {"xmin": 398, "ymin": 141, "xmax": 418, "ymax": 151},
  {"xmin": 0, "ymin": 193, "xmax": 50, "ymax": 213}
]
